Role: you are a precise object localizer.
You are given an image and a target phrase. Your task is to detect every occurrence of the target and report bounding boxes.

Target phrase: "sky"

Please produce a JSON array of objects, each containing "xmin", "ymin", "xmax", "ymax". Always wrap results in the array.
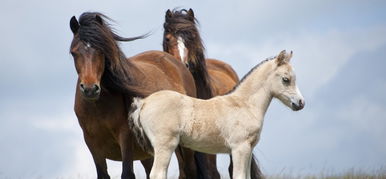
[{"xmin": 0, "ymin": 0, "xmax": 386, "ymax": 178}]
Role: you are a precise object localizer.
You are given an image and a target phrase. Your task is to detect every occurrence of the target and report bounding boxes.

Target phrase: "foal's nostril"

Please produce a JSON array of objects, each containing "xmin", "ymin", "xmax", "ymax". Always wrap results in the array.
[{"xmin": 299, "ymin": 99, "xmax": 305, "ymax": 108}]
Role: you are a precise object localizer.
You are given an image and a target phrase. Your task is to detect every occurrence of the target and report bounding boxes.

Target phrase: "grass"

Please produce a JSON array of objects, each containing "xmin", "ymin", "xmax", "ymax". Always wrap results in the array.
[{"xmin": 265, "ymin": 168, "xmax": 386, "ymax": 179}]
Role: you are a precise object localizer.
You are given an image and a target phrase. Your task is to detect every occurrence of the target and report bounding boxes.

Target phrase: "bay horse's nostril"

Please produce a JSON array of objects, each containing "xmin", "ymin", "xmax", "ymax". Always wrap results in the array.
[
  {"xmin": 93, "ymin": 84, "xmax": 101, "ymax": 94},
  {"xmin": 80, "ymin": 83, "xmax": 85, "ymax": 92}
]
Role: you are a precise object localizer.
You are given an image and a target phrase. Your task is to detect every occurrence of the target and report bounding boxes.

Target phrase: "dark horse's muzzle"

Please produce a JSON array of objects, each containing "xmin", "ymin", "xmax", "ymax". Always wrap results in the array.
[{"xmin": 80, "ymin": 83, "xmax": 101, "ymax": 100}]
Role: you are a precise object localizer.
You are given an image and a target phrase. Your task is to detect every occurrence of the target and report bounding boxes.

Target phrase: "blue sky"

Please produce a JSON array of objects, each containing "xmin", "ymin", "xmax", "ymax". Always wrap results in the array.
[{"xmin": 0, "ymin": 0, "xmax": 385, "ymax": 178}]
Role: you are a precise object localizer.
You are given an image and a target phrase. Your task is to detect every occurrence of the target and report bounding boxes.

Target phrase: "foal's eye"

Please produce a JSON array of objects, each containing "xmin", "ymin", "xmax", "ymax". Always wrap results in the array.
[{"xmin": 282, "ymin": 77, "xmax": 290, "ymax": 84}]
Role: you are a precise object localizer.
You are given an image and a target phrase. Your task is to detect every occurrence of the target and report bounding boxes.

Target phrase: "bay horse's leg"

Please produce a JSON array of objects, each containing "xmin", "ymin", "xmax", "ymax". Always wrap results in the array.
[
  {"xmin": 175, "ymin": 146, "xmax": 198, "ymax": 179},
  {"xmin": 228, "ymin": 155, "xmax": 233, "ymax": 179},
  {"xmin": 194, "ymin": 153, "xmax": 220, "ymax": 179},
  {"xmin": 141, "ymin": 158, "xmax": 154, "ymax": 179},
  {"xmin": 119, "ymin": 130, "xmax": 136, "ymax": 179},
  {"xmin": 231, "ymin": 144, "xmax": 252, "ymax": 179},
  {"xmin": 84, "ymin": 135, "xmax": 110, "ymax": 179},
  {"xmin": 206, "ymin": 154, "xmax": 221, "ymax": 179}
]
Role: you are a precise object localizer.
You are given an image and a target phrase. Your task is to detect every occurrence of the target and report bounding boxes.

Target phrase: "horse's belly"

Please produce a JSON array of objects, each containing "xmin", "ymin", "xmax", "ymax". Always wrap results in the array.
[{"xmin": 180, "ymin": 135, "xmax": 230, "ymax": 154}]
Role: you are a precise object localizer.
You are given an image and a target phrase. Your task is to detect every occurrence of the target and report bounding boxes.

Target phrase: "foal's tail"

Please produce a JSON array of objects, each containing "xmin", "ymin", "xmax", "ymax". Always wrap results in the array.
[{"xmin": 128, "ymin": 97, "xmax": 154, "ymax": 155}]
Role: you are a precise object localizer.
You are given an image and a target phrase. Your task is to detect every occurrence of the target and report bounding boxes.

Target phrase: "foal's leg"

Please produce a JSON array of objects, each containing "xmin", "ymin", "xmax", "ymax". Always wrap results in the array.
[
  {"xmin": 150, "ymin": 136, "xmax": 179, "ymax": 179},
  {"xmin": 231, "ymin": 144, "xmax": 253, "ymax": 179},
  {"xmin": 150, "ymin": 133, "xmax": 179, "ymax": 179},
  {"xmin": 246, "ymin": 153, "xmax": 253, "ymax": 179}
]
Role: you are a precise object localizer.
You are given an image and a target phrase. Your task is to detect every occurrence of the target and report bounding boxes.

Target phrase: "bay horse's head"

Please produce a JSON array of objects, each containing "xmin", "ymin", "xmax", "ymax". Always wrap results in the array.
[
  {"xmin": 269, "ymin": 50, "xmax": 305, "ymax": 111},
  {"xmin": 163, "ymin": 9, "xmax": 204, "ymax": 67},
  {"xmin": 69, "ymin": 12, "xmax": 144, "ymax": 100}
]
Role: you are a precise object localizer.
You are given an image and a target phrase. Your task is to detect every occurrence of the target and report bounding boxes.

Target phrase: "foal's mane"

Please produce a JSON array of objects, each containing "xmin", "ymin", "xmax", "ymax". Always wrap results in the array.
[
  {"xmin": 76, "ymin": 12, "xmax": 148, "ymax": 97},
  {"xmin": 225, "ymin": 56, "xmax": 276, "ymax": 95},
  {"xmin": 163, "ymin": 9, "xmax": 213, "ymax": 99}
]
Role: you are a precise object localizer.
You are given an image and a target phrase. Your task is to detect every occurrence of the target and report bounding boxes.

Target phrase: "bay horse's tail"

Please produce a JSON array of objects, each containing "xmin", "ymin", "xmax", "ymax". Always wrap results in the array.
[
  {"xmin": 128, "ymin": 97, "xmax": 154, "ymax": 155},
  {"xmin": 251, "ymin": 154, "xmax": 264, "ymax": 179},
  {"xmin": 229, "ymin": 154, "xmax": 264, "ymax": 179}
]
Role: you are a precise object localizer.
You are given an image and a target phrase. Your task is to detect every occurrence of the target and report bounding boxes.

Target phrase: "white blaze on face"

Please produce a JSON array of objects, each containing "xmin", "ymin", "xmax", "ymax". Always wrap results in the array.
[{"xmin": 177, "ymin": 36, "xmax": 187, "ymax": 64}]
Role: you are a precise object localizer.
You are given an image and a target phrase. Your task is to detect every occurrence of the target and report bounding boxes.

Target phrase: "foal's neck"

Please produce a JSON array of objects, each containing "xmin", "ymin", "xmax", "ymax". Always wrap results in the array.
[{"xmin": 228, "ymin": 61, "xmax": 275, "ymax": 116}]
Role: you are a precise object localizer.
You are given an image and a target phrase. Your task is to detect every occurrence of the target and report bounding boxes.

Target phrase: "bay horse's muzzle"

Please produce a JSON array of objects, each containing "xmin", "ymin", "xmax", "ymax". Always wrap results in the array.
[{"xmin": 80, "ymin": 83, "xmax": 101, "ymax": 99}]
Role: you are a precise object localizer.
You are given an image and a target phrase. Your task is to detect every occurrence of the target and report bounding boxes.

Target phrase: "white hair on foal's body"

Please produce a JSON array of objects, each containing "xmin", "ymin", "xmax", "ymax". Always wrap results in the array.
[{"xmin": 129, "ymin": 50, "xmax": 305, "ymax": 179}]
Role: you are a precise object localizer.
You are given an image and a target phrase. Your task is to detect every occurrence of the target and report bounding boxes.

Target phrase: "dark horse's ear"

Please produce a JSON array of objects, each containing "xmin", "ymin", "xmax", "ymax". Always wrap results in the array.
[
  {"xmin": 187, "ymin": 8, "xmax": 195, "ymax": 21},
  {"xmin": 165, "ymin": 9, "xmax": 172, "ymax": 20},
  {"xmin": 95, "ymin": 14, "xmax": 103, "ymax": 25},
  {"xmin": 70, "ymin": 16, "xmax": 79, "ymax": 34}
]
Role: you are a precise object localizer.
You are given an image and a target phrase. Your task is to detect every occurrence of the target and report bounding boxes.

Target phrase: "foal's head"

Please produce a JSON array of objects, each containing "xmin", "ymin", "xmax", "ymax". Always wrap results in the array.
[
  {"xmin": 69, "ymin": 12, "xmax": 144, "ymax": 100},
  {"xmin": 269, "ymin": 50, "xmax": 305, "ymax": 111},
  {"xmin": 163, "ymin": 9, "xmax": 204, "ymax": 66}
]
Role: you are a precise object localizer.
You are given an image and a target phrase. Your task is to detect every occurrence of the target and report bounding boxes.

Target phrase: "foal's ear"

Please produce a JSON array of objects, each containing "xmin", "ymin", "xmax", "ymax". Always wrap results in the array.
[
  {"xmin": 70, "ymin": 16, "xmax": 79, "ymax": 34},
  {"xmin": 187, "ymin": 8, "xmax": 195, "ymax": 21},
  {"xmin": 165, "ymin": 9, "xmax": 172, "ymax": 20},
  {"xmin": 276, "ymin": 50, "xmax": 293, "ymax": 65}
]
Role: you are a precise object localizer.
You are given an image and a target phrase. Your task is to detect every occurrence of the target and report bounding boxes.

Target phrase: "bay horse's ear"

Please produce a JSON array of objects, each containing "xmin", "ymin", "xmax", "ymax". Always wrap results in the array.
[
  {"xmin": 165, "ymin": 9, "xmax": 172, "ymax": 20},
  {"xmin": 95, "ymin": 14, "xmax": 103, "ymax": 25},
  {"xmin": 70, "ymin": 16, "xmax": 79, "ymax": 34},
  {"xmin": 188, "ymin": 8, "xmax": 195, "ymax": 21},
  {"xmin": 277, "ymin": 50, "xmax": 293, "ymax": 65}
]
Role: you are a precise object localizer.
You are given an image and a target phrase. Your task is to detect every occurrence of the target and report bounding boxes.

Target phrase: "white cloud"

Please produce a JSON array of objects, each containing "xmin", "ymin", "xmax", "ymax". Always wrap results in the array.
[{"xmin": 206, "ymin": 25, "xmax": 386, "ymax": 98}]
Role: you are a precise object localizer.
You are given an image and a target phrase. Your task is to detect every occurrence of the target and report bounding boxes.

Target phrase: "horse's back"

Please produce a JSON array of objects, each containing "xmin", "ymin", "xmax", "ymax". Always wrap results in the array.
[
  {"xmin": 206, "ymin": 58, "xmax": 239, "ymax": 95},
  {"xmin": 129, "ymin": 51, "xmax": 196, "ymax": 97}
]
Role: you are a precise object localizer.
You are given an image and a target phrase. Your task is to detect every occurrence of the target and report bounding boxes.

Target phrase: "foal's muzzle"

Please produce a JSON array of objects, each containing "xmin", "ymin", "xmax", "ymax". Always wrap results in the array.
[
  {"xmin": 291, "ymin": 99, "xmax": 305, "ymax": 111},
  {"xmin": 80, "ymin": 83, "xmax": 101, "ymax": 100}
]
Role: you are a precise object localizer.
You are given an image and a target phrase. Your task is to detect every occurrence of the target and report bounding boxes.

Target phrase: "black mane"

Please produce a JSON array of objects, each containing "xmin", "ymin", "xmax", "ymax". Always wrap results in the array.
[
  {"xmin": 225, "ymin": 56, "xmax": 276, "ymax": 95},
  {"xmin": 163, "ymin": 9, "xmax": 213, "ymax": 99},
  {"xmin": 75, "ymin": 12, "xmax": 148, "ymax": 97}
]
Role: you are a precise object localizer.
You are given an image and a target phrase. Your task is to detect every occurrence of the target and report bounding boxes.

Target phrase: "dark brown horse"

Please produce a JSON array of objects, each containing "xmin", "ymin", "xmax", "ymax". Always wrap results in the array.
[
  {"xmin": 69, "ymin": 12, "xmax": 210, "ymax": 179},
  {"xmin": 162, "ymin": 9, "xmax": 263, "ymax": 179}
]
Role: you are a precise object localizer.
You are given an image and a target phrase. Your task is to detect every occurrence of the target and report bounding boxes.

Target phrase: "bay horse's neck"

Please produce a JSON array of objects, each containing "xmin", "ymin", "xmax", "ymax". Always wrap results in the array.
[
  {"xmin": 102, "ymin": 54, "xmax": 148, "ymax": 97},
  {"xmin": 228, "ymin": 61, "xmax": 275, "ymax": 117}
]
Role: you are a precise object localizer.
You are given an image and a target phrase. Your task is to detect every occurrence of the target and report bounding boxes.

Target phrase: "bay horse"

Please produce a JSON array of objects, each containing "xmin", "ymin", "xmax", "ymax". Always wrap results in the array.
[
  {"xmin": 129, "ymin": 50, "xmax": 305, "ymax": 179},
  {"xmin": 69, "ymin": 12, "xmax": 209, "ymax": 179},
  {"xmin": 162, "ymin": 9, "xmax": 261, "ymax": 178}
]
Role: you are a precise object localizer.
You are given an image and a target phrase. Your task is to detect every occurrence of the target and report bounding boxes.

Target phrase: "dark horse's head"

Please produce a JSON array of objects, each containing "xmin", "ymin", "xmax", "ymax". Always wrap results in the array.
[
  {"xmin": 163, "ymin": 9, "xmax": 204, "ymax": 67},
  {"xmin": 163, "ymin": 9, "xmax": 213, "ymax": 99},
  {"xmin": 69, "ymin": 12, "xmax": 145, "ymax": 100}
]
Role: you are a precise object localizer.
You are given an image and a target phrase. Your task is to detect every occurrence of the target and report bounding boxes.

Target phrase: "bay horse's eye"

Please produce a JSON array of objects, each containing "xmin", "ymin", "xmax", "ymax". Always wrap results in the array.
[
  {"xmin": 71, "ymin": 52, "xmax": 77, "ymax": 58},
  {"xmin": 165, "ymin": 37, "xmax": 170, "ymax": 42},
  {"xmin": 282, "ymin": 77, "xmax": 290, "ymax": 84}
]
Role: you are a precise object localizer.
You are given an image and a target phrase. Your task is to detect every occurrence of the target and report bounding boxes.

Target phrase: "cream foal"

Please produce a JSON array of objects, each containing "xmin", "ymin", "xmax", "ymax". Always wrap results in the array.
[{"xmin": 129, "ymin": 50, "xmax": 305, "ymax": 179}]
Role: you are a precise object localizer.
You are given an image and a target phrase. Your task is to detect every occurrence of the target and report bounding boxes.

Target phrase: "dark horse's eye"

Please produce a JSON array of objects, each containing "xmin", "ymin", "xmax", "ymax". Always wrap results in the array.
[
  {"xmin": 282, "ymin": 77, "xmax": 290, "ymax": 84},
  {"xmin": 165, "ymin": 37, "xmax": 170, "ymax": 42},
  {"xmin": 71, "ymin": 52, "xmax": 77, "ymax": 58}
]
